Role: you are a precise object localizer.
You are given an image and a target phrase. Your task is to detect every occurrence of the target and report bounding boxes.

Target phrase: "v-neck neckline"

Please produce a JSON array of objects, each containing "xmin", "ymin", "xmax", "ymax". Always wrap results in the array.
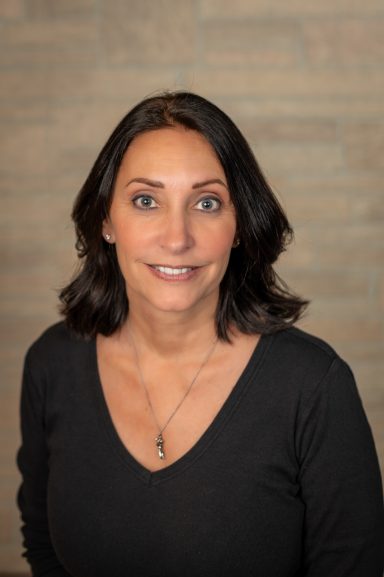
[{"xmin": 91, "ymin": 332, "xmax": 274, "ymax": 486}]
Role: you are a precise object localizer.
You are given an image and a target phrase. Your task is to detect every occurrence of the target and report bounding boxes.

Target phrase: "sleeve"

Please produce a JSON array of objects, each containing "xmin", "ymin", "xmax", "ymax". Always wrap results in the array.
[
  {"xmin": 296, "ymin": 357, "xmax": 384, "ymax": 577},
  {"xmin": 17, "ymin": 352, "xmax": 72, "ymax": 577}
]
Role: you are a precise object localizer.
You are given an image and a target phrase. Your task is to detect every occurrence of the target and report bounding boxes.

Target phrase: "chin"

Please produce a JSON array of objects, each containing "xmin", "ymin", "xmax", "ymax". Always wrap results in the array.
[
  {"xmin": 151, "ymin": 299, "xmax": 200, "ymax": 314},
  {"xmin": 127, "ymin": 284, "xmax": 219, "ymax": 316}
]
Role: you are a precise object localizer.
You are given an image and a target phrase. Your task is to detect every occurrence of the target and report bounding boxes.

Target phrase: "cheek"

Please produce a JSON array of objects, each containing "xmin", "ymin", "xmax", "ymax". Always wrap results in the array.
[
  {"xmin": 112, "ymin": 220, "xmax": 151, "ymax": 252},
  {"xmin": 205, "ymin": 222, "xmax": 236, "ymax": 256},
  {"xmin": 112, "ymin": 229, "xmax": 139, "ymax": 271}
]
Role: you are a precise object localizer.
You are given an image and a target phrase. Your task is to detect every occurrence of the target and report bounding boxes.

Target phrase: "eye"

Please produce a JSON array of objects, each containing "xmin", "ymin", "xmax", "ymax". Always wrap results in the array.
[
  {"xmin": 196, "ymin": 197, "xmax": 222, "ymax": 212},
  {"xmin": 132, "ymin": 195, "xmax": 158, "ymax": 210}
]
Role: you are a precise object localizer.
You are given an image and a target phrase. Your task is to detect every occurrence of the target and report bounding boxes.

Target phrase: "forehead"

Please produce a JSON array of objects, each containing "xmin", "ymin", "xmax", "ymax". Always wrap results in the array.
[{"xmin": 118, "ymin": 126, "xmax": 225, "ymax": 177}]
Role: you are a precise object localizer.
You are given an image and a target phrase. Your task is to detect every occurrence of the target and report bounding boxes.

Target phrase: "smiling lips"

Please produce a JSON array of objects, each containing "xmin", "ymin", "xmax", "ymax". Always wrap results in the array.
[{"xmin": 148, "ymin": 264, "xmax": 199, "ymax": 281}]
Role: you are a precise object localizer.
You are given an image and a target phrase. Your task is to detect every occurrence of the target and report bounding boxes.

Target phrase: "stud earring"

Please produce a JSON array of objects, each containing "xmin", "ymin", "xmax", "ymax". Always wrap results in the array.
[
  {"xmin": 104, "ymin": 233, "xmax": 111, "ymax": 241},
  {"xmin": 232, "ymin": 237, "xmax": 240, "ymax": 248}
]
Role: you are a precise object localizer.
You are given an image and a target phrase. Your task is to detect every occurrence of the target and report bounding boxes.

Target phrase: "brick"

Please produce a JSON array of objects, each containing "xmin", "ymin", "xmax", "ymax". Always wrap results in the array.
[
  {"xmin": 276, "ymin": 174, "xmax": 384, "ymax": 197},
  {"xmin": 185, "ymin": 68, "xmax": 384, "ymax": 98},
  {"xmin": 0, "ymin": 509, "xmax": 12, "ymax": 542},
  {"xmin": 379, "ymin": 273, "xmax": 384, "ymax": 311},
  {"xmin": 0, "ymin": 434, "xmax": 19, "ymax": 462},
  {"xmin": 0, "ymin": 544, "xmax": 29, "ymax": 572},
  {"xmin": 0, "ymin": 392, "xmax": 19, "ymax": 428},
  {"xmin": 1, "ymin": 236, "xmax": 73, "ymax": 273},
  {"xmin": 303, "ymin": 298, "xmax": 379, "ymax": 326},
  {"xmin": 318, "ymin": 243, "xmax": 384, "ymax": 267},
  {"xmin": 237, "ymin": 119, "xmax": 338, "ymax": 143},
  {"xmin": 1, "ymin": 217, "xmax": 74, "ymax": 275},
  {"xmin": 0, "ymin": 272, "xmax": 64, "ymax": 318},
  {"xmin": 309, "ymin": 222, "xmax": 383, "ymax": 246},
  {"xmin": 0, "ymin": 0, "xmax": 25, "ymax": 20},
  {"xmin": 334, "ymin": 342, "xmax": 384, "ymax": 364},
  {"xmin": 0, "ymin": 359, "xmax": 25, "ymax": 394},
  {"xmin": 46, "ymin": 102, "xmax": 129, "ymax": 173},
  {"xmin": 357, "ymin": 384, "xmax": 384, "ymax": 403},
  {"xmin": 1, "ymin": 19, "xmax": 97, "ymax": 47},
  {"xmin": 28, "ymin": 0, "xmax": 95, "ymax": 18},
  {"xmin": 102, "ymin": 0, "xmax": 196, "ymax": 64},
  {"xmin": 1, "ymin": 189, "xmax": 72, "ymax": 237},
  {"xmin": 203, "ymin": 20, "xmax": 299, "ymax": 66},
  {"xmin": 49, "ymin": 102, "xmax": 127, "ymax": 148},
  {"xmin": 255, "ymin": 143, "xmax": 344, "ymax": 175},
  {"xmin": 279, "ymin": 269, "xmax": 371, "ymax": 299},
  {"xmin": 0, "ymin": 101, "xmax": 49, "ymax": 123},
  {"xmin": 201, "ymin": 0, "xmax": 384, "ymax": 18},
  {"xmin": 343, "ymin": 122, "xmax": 384, "ymax": 170},
  {"xmin": 0, "ymin": 20, "xmax": 99, "ymax": 66},
  {"xmin": 224, "ymin": 97, "xmax": 384, "ymax": 120},
  {"xmin": 299, "ymin": 316, "xmax": 384, "ymax": 343},
  {"xmin": 279, "ymin": 183, "xmax": 384, "ymax": 226},
  {"xmin": 303, "ymin": 19, "xmax": 384, "ymax": 66},
  {"xmin": 277, "ymin": 240, "xmax": 313, "ymax": 268},
  {"xmin": 347, "ymin": 191, "xmax": 382, "ymax": 224},
  {"xmin": 353, "ymin": 363, "xmax": 384, "ymax": 390},
  {"xmin": 0, "ymin": 124, "xmax": 48, "ymax": 174},
  {"xmin": 48, "ymin": 68, "xmax": 182, "ymax": 102},
  {"xmin": 3, "ymin": 68, "xmax": 382, "ymax": 107},
  {"xmin": 0, "ymin": 296, "xmax": 63, "ymax": 324},
  {"xmin": 0, "ymin": 318, "xmax": 59, "ymax": 356},
  {"xmin": 1, "ymin": 188, "xmax": 72, "ymax": 226},
  {"xmin": 0, "ymin": 478, "xmax": 21, "ymax": 506},
  {"xmin": 281, "ymin": 192, "xmax": 350, "ymax": 223},
  {"xmin": 0, "ymin": 171, "xmax": 82, "ymax": 206},
  {"xmin": 0, "ymin": 70, "xmax": 49, "ymax": 101},
  {"xmin": 1, "ymin": 457, "xmax": 22, "ymax": 479},
  {"xmin": 279, "ymin": 225, "xmax": 384, "ymax": 268}
]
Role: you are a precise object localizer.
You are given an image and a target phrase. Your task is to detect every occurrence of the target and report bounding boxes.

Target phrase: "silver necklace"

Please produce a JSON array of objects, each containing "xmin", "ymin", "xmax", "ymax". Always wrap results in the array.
[{"xmin": 129, "ymin": 332, "xmax": 218, "ymax": 460}]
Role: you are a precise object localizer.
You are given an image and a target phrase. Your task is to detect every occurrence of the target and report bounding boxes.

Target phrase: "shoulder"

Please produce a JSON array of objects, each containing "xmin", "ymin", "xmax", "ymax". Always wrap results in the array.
[
  {"xmin": 25, "ymin": 321, "xmax": 93, "ymax": 372},
  {"xmin": 269, "ymin": 325, "xmax": 339, "ymax": 365},
  {"xmin": 265, "ymin": 326, "xmax": 354, "ymax": 399},
  {"xmin": 274, "ymin": 324, "xmax": 334, "ymax": 351}
]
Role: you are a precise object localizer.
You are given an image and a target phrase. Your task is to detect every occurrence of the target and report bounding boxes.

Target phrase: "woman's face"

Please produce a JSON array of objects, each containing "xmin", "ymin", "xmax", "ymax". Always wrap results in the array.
[{"xmin": 103, "ymin": 125, "xmax": 237, "ymax": 319}]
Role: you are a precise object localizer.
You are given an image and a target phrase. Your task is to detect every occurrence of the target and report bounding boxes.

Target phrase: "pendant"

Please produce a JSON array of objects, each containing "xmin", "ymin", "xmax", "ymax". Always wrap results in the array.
[{"xmin": 155, "ymin": 433, "xmax": 165, "ymax": 460}]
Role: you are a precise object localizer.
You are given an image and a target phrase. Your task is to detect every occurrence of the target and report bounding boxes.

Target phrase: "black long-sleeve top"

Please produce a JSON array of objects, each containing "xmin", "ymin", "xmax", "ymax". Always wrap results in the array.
[{"xmin": 17, "ymin": 322, "xmax": 384, "ymax": 576}]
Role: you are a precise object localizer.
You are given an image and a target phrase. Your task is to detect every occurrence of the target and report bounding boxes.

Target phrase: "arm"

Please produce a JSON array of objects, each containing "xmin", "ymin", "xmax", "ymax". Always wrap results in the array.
[
  {"xmin": 17, "ymin": 353, "xmax": 72, "ymax": 577},
  {"xmin": 296, "ymin": 358, "xmax": 384, "ymax": 576}
]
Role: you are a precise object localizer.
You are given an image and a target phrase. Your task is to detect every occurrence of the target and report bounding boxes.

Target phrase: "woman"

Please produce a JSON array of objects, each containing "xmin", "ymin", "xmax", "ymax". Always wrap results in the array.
[{"xmin": 18, "ymin": 91, "xmax": 384, "ymax": 577}]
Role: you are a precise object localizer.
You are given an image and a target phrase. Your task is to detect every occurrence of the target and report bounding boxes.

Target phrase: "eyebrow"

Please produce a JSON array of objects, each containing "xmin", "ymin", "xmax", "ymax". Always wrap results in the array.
[
  {"xmin": 126, "ymin": 177, "xmax": 164, "ymax": 188},
  {"xmin": 125, "ymin": 177, "xmax": 228, "ymax": 190},
  {"xmin": 192, "ymin": 179, "xmax": 228, "ymax": 190}
]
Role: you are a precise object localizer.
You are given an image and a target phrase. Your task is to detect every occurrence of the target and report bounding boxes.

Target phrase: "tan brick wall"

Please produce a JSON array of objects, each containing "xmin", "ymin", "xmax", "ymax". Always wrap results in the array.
[{"xmin": 0, "ymin": 0, "xmax": 383, "ymax": 571}]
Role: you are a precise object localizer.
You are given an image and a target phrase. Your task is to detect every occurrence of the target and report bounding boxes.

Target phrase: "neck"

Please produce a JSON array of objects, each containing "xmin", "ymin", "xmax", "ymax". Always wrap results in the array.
[{"xmin": 119, "ymin": 306, "xmax": 218, "ymax": 359}]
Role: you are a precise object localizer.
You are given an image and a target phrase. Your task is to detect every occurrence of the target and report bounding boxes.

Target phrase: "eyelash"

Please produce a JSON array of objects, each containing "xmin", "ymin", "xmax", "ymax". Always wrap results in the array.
[
  {"xmin": 132, "ymin": 195, "xmax": 222, "ymax": 212},
  {"xmin": 132, "ymin": 195, "xmax": 157, "ymax": 210},
  {"xmin": 195, "ymin": 197, "xmax": 222, "ymax": 211}
]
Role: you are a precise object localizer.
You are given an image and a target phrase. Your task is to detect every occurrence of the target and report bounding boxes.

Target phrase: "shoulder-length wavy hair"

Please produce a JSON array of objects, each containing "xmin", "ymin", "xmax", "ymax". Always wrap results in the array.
[{"xmin": 59, "ymin": 91, "xmax": 307, "ymax": 340}]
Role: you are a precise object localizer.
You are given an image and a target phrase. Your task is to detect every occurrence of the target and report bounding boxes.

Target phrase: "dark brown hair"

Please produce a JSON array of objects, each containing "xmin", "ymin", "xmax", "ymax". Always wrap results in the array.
[{"xmin": 59, "ymin": 91, "xmax": 307, "ymax": 340}]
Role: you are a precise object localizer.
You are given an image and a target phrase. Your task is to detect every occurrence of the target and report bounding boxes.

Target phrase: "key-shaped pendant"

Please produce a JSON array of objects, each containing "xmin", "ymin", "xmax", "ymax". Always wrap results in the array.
[{"xmin": 155, "ymin": 433, "xmax": 165, "ymax": 460}]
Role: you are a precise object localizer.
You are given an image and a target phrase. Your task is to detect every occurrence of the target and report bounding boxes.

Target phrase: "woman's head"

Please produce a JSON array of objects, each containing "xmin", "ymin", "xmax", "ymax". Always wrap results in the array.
[
  {"xmin": 102, "ymin": 125, "xmax": 237, "ymax": 321},
  {"xmin": 60, "ymin": 91, "xmax": 307, "ymax": 339}
]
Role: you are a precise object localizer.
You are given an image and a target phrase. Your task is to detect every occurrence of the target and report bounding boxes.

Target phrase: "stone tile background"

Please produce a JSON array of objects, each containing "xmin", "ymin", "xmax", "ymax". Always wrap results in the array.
[{"xmin": 0, "ymin": 0, "xmax": 383, "ymax": 571}]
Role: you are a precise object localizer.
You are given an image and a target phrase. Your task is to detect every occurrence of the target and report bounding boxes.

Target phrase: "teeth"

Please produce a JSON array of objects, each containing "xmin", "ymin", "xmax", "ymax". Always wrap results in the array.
[{"xmin": 153, "ymin": 266, "xmax": 192, "ymax": 275}]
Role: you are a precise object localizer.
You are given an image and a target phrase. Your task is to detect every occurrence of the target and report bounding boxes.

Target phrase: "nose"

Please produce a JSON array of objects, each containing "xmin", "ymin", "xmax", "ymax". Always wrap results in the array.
[{"xmin": 160, "ymin": 211, "xmax": 194, "ymax": 253}]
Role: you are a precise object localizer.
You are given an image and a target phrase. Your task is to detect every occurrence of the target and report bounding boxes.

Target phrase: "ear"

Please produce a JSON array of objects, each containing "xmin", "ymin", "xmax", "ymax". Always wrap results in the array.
[{"xmin": 102, "ymin": 218, "xmax": 115, "ymax": 243}]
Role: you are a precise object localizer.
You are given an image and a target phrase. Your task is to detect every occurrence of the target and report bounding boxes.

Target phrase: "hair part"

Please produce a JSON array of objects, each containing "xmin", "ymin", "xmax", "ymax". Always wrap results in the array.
[{"xmin": 59, "ymin": 91, "xmax": 308, "ymax": 340}]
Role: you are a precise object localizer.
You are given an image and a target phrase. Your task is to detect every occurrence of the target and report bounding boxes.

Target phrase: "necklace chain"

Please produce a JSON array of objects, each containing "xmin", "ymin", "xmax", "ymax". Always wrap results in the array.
[{"xmin": 129, "ymin": 331, "xmax": 218, "ymax": 460}]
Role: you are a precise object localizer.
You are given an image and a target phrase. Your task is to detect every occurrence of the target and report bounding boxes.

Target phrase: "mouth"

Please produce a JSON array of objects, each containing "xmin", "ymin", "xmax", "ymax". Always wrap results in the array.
[
  {"xmin": 147, "ymin": 264, "xmax": 199, "ymax": 280},
  {"xmin": 151, "ymin": 265, "xmax": 195, "ymax": 275}
]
